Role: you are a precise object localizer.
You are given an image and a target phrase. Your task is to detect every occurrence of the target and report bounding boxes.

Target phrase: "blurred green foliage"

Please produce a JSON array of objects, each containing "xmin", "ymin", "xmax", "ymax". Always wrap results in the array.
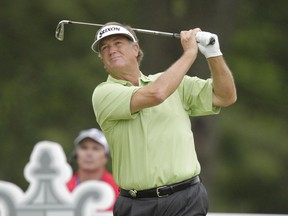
[{"xmin": 0, "ymin": 0, "xmax": 287, "ymax": 213}]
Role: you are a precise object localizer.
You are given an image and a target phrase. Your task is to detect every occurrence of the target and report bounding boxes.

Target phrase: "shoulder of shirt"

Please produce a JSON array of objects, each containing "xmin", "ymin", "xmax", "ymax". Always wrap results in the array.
[
  {"xmin": 93, "ymin": 81, "xmax": 119, "ymax": 94},
  {"xmin": 147, "ymin": 72, "xmax": 162, "ymax": 79},
  {"xmin": 95, "ymin": 73, "xmax": 164, "ymax": 90}
]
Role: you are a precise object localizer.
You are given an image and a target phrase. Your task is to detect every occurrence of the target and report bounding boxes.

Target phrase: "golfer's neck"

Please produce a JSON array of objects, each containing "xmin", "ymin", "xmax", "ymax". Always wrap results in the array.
[{"xmin": 110, "ymin": 69, "xmax": 141, "ymax": 86}]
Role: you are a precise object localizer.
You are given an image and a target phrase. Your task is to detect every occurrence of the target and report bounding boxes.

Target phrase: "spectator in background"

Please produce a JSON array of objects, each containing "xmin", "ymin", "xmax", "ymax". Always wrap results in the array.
[{"xmin": 66, "ymin": 128, "xmax": 119, "ymax": 211}]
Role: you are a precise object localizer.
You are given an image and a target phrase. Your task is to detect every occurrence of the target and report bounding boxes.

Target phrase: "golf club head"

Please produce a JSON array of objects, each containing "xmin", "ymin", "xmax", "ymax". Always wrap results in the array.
[{"xmin": 55, "ymin": 20, "xmax": 70, "ymax": 41}]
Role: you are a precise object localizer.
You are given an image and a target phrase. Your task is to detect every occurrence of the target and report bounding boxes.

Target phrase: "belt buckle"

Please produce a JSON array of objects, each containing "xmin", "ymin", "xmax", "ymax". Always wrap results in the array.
[
  {"xmin": 129, "ymin": 189, "xmax": 137, "ymax": 198},
  {"xmin": 156, "ymin": 186, "xmax": 169, "ymax": 198}
]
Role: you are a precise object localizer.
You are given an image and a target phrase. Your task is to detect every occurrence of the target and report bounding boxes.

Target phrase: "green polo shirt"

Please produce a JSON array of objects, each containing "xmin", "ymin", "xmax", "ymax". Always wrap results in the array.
[{"xmin": 92, "ymin": 72, "xmax": 220, "ymax": 190}]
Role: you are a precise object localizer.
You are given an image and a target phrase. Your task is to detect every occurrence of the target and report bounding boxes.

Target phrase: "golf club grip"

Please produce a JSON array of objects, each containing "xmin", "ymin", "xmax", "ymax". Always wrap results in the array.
[
  {"xmin": 173, "ymin": 33, "xmax": 215, "ymax": 46},
  {"xmin": 202, "ymin": 36, "xmax": 215, "ymax": 45}
]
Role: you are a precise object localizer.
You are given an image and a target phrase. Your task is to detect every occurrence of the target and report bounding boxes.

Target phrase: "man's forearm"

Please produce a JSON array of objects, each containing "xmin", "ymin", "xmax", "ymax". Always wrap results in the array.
[
  {"xmin": 130, "ymin": 51, "xmax": 197, "ymax": 113},
  {"xmin": 208, "ymin": 56, "xmax": 237, "ymax": 107},
  {"xmin": 130, "ymin": 29, "xmax": 199, "ymax": 113},
  {"xmin": 153, "ymin": 50, "xmax": 197, "ymax": 99}
]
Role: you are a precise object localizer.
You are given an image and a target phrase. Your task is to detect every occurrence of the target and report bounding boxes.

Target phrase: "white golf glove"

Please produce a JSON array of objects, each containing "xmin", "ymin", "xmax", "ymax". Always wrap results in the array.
[{"xmin": 196, "ymin": 31, "xmax": 222, "ymax": 58}]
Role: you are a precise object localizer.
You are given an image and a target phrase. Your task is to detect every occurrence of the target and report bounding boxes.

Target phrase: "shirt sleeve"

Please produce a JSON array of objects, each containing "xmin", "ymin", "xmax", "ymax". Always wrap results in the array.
[
  {"xmin": 178, "ymin": 76, "xmax": 221, "ymax": 116},
  {"xmin": 92, "ymin": 82, "xmax": 140, "ymax": 130}
]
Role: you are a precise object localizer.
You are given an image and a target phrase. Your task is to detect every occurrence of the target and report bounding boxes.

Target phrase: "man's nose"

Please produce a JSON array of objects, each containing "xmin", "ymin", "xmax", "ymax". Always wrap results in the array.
[{"xmin": 108, "ymin": 45, "xmax": 117, "ymax": 54}]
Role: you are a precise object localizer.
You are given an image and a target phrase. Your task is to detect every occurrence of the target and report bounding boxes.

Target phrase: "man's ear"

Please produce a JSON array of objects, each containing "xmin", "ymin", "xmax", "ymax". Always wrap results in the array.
[
  {"xmin": 133, "ymin": 43, "xmax": 140, "ymax": 57},
  {"xmin": 98, "ymin": 53, "xmax": 103, "ymax": 61}
]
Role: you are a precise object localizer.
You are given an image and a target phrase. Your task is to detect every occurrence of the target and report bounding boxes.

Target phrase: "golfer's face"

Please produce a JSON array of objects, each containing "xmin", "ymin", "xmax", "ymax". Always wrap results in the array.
[
  {"xmin": 99, "ymin": 35, "xmax": 139, "ymax": 73},
  {"xmin": 76, "ymin": 138, "xmax": 107, "ymax": 171}
]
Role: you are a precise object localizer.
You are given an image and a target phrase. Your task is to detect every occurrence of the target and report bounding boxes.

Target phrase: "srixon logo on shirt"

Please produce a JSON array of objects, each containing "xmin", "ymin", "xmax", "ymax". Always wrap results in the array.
[{"xmin": 99, "ymin": 27, "xmax": 121, "ymax": 38}]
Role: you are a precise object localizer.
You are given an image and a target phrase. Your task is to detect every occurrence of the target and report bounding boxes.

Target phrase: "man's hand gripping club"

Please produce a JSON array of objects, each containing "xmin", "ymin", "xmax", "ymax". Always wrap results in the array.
[{"xmin": 196, "ymin": 31, "xmax": 223, "ymax": 58}]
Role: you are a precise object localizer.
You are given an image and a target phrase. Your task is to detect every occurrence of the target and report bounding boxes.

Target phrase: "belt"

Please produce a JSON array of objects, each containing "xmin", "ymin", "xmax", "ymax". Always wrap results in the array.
[{"xmin": 120, "ymin": 175, "xmax": 200, "ymax": 198}]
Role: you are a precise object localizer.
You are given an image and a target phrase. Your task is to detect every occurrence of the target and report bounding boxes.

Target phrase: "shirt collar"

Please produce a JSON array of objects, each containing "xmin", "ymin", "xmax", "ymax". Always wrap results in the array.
[{"xmin": 106, "ymin": 72, "xmax": 152, "ymax": 86}]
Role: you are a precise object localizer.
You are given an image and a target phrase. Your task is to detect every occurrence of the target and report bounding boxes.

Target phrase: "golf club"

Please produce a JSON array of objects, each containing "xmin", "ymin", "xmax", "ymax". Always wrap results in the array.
[{"xmin": 55, "ymin": 20, "xmax": 215, "ymax": 45}]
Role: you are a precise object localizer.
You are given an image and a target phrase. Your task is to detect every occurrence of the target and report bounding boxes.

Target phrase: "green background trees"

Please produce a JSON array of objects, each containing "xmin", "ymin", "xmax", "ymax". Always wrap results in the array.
[{"xmin": 1, "ymin": 0, "xmax": 287, "ymax": 213}]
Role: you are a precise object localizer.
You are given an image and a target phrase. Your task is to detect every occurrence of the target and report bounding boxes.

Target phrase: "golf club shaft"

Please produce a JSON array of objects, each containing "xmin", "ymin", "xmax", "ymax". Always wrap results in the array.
[
  {"xmin": 55, "ymin": 20, "xmax": 215, "ymax": 45},
  {"xmin": 75, "ymin": 20, "xmax": 180, "ymax": 38}
]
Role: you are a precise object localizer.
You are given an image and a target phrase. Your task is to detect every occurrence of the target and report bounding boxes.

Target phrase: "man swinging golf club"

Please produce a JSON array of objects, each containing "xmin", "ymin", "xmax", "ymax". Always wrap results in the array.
[{"xmin": 91, "ymin": 21, "xmax": 237, "ymax": 216}]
